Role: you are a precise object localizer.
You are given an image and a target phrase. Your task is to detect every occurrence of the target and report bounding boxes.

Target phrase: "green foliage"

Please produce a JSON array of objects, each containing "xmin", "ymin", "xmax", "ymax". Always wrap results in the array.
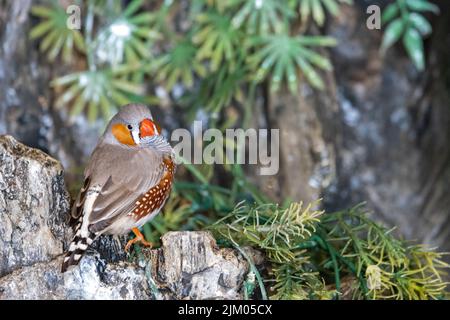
[
  {"xmin": 382, "ymin": 0, "xmax": 439, "ymax": 71},
  {"xmin": 30, "ymin": 0, "xmax": 341, "ymax": 121},
  {"xmin": 52, "ymin": 66, "xmax": 145, "ymax": 121},
  {"xmin": 321, "ymin": 206, "xmax": 448, "ymax": 299},
  {"xmin": 295, "ymin": 0, "xmax": 353, "ymax": 27},
  {"xmin": 194, "ymin": 11, "xmax": 242, "ymax": 72},
  {"xmin": 31, "ymin": 0, "xmax": 441, "ymax": 119},
  {"xmin": 93, "ymin": 0, "xmax": 159, "ymax": 66},
  {"xmin": 209, "ymin": 202, "xmax": 449, "ymax": 300},
  {"xmin": 249, "ymin": 35, "xmax": 336, "ymax": 91},
  {"xmin": 231, "ymin": 0, "xmax": 293, "ymax": 34},
  {"xmin": 30, "ymin": 4, "xmax": 85, "ymax": 62},
  {"xmin": 148, "ymin": 40, "xmax": 207, "ymax": 90}
]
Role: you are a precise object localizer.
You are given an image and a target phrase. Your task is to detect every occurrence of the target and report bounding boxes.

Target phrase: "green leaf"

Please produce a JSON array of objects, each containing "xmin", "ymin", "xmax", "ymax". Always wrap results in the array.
[
  {"xmin": 300, "ymin": 0, "xmax": 311, "ymax": 23},
  {"xmin": 403, "ymin": 27, "xmax": 425, "ymax": 71},
  {"xmin": 231, "ymin": 0, "xmax": 293, "ymax": 35},
  {"xmin": 30, "ymin": 20, "xmax": 53, "ymax": 39},
  {"xmin": 321, "ymin": 0, "xmax": 340, "ymax": 16},
  {"xmin": 409, "ymin": 13, "xmax": 432, "ymax": 36},
  {"xmin": 298, "ymin": 47, "xmax": 333, "ymax": 70},
  {"xmin": 88, "ymin": 100, "xmax": 99, "ymax": 123},
  {"xmin": 128, "ymin": 12, "xmax": 154, "ymax": 24},
  {"xmin": 296, "ymin": 56, "xmax": 325, "ymax": 89},
  {"xmin": 382, "ymin": 3, "xmax": 399, "ymax": 24},
  {"xmin": 112, "ymin": 79, "xmax": 144, "ymax": 95},
  {"xmin": 123, "ymin": 0, "xmax": 143, "ymax": 17},
  {"xmin": 299, "ymin": 0, "xmax": 346, "ymax": 26},
  {"xmin": 297, "ymin": 36, "xmax": 337, "ymax": 46},
  {"xmin": 311, "ymin": 0, "xmax": 325, "ymax": 26},
  {"xmin": 71, "ymin": 93, "xmax": 87, "ymax": 117},
  {"xmin": 72, "ymin": 31, "xmax": 86, "ymax": 52},
  {"xmin": 40, "ymin": 29, "xmax": 58, "ymax": 52},
  {"xmin": 55, "ymin": 83, "xmax": 82, "ymax": 106},
  {"xmin": 405, "ymin": 0, "xmax": 439, "ymax": 14},
  {"xmin": 381, "ymin": 18, "xmax": 404, "ymax": 51},
  {"xmin": 30, "ymin": 5, "xmax": 53, "ymax": 17}
]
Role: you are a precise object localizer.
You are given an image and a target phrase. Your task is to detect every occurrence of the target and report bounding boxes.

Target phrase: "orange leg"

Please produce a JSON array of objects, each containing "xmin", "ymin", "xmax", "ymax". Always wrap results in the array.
[{"xmin": 125, "ymin": 227, "xmax": 153, "ymax": 252}]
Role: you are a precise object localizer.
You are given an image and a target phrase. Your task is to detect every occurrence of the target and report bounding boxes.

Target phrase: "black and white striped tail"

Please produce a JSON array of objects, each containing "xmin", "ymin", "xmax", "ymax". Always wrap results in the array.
[{"xmin": 61, "ymin": 223, "xmax": 96, "ymax": 273}]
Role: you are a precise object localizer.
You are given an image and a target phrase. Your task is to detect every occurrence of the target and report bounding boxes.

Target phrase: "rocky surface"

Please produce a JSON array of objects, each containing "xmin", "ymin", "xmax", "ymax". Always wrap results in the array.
[
  {"xmin": 0, "ymin": 255, "xmax": 151, "ymax": 300},
  {"xmin": 149, "ymin": 231, "xmax": 249, "ymax": 300},
  {"xmin": 0, "ymin": 135, "xmax": 71, "ymax": 277},
  {"xmin": 0, "ymin": 135, "xmax": 250, "ymax": 299}
]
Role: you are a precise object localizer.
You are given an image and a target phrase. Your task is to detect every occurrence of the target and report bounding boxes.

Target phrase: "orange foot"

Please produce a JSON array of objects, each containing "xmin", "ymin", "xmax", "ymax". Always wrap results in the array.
[{"xmin": 125, "ymin": 227, "xmax": 153, "ymax": 252}]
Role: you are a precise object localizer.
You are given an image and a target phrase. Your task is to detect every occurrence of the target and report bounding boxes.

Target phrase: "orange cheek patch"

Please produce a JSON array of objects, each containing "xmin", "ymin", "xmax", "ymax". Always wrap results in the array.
[{"xmin": 112, "ymin": 124, "xmax": 135, "ymax": 145}]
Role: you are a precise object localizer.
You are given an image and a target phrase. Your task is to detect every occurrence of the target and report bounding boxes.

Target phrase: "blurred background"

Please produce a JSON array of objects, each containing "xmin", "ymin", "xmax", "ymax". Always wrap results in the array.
[{"xmin": 0, "ymin": 0, "xmax": 449, "ymax": 260}]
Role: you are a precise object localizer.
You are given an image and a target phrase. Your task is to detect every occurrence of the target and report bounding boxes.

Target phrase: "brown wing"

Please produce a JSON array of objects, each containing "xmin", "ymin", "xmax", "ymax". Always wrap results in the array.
[{"xmin": 72, "ymin": 144, "xmax": 166, "ymax": 231}]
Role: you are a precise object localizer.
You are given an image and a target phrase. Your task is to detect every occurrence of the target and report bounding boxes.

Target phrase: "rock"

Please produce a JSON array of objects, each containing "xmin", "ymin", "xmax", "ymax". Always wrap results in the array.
[
  {"xmin": 0, "ymin": 231, "xmax": 250, "ymax": 300},
  {"xmin": 0, "ymin": 135, "xmax": 71, "ymax": 277},
  {"xmin": 0, "ymin": 232, "xmax": 250, "ymax": 300},
  {"xmin": 0, "ymin": 135, "xmax": 250, "ymax": 299},
  {"xmin": 149, "ymin": 231, "xmax": 249, "ymax": 300},
  {"xmin": 0, "ymin": 255, "xmax": 151, "ymax": 300}
]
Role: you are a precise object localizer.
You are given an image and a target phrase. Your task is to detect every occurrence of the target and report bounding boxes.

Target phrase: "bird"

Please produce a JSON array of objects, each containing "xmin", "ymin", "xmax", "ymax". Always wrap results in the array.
[{"xmin": 61, "ymin": 103, "xmax": 175, "ymax": 272}]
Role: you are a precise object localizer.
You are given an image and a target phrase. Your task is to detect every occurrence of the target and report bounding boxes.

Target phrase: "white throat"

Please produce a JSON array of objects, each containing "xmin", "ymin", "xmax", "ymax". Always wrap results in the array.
[{"xmin": 131, "ymin": 130, "xmax": 141, "ymax": 145}]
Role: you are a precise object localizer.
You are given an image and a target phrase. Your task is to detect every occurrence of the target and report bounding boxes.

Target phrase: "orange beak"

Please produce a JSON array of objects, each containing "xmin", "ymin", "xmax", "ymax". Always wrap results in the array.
[{"xmin": 139, "ymin": 118, "xmax": 160, "ymax": 138}]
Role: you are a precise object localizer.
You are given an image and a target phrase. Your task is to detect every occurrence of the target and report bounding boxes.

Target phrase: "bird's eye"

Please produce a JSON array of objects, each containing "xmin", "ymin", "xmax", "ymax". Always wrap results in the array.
[{"xmin": 127, "ymin": 124, "xmax": 133, "ymax": 130}]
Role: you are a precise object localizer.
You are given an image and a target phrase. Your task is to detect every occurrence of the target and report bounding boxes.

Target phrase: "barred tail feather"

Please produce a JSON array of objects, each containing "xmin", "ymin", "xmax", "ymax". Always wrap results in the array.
[{"xmin": 61, "ymin": 223, "xmax": 96, "ymax": 273}]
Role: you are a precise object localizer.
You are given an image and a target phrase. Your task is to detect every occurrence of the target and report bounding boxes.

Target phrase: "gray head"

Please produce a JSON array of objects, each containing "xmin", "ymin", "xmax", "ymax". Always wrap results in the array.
[{"xmin": 101, "ymin": 104, "xmax": 168, "ymax": 151}]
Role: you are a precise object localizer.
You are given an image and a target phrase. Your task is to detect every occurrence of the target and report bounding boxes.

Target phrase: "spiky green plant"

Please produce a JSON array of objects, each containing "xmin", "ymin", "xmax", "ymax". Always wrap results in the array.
[
  {"xmin": 320, "ymin": 206, "xmax": 449, "ymax": 299},
  {"xmin": 194, "ymin": 11, "xmax": 243, "ymax": 72},
  {"xmin": 148, "ymin": 39, "xmax": 207, "ymax": 90},
  {"xmin": 295, "ymin": 0, "xmax": 353, "ymax": 26},
  {"xmin": 30, "ymin": 3, "xmax": 85, "ymax": 62},
  {"xmin": 249, "ymin": 35, "xmax": 336, "ymax": 91},
  {"xmin": 30, "ymin": 0, "xmax": 441, "ymax": 119},
  {"xmin": 93, "ymin": 0, "xmax": 159, "ymax": 66},
  {"xmin": 30, "ymin": 0, "xmax": 343, "ymax": 121},
  {"xmin": 52, "ymin": 66, "xmax": 145, "ymax": 121},
  {"xmin": 231, "ymin": 0, "xmax": 293, "ymax": 34}
]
